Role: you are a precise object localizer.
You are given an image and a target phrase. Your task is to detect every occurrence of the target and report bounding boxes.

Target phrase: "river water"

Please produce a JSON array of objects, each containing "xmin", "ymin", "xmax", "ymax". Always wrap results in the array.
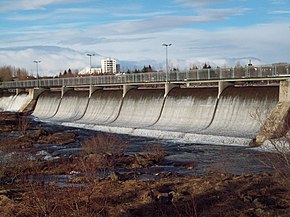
[{"xmin": 29, "ymin": 119, "xmax": 274, "ymax": 177}]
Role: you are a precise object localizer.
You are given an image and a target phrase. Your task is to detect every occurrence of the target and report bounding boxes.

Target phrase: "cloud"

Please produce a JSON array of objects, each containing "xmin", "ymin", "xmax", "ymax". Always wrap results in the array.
[
  {"xmin": 0, "ymin": 46, "xmax": 93, "ymax": 76},
  {"xmin": 1, "ymin": 21, "xmax": 289, "ymax": 76},
  {"xmin": 174, "ymin": 0, "xmax": 228, "ymax": 7},
  {"xmin": 0, "ymin": 0, "xmax": 84, "ymax": 12},
  {"xmin": 270, "ymin": 0, "xmax": 288, "ymax": 5},
  {"xmin": 83, "ymin": 8, "xmax": 249, "ymax": 38},
  {"xmin": 270, "ymin": 10, "xmax": 290, "ymax": 14},
  {"xmin": 6, "ymin": 7, "xmax": 103, "ymax": 21}
]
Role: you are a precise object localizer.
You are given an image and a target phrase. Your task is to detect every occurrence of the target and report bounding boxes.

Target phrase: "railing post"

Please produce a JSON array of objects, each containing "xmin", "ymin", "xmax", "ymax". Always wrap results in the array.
[{"xmin": 207, "ymin": 69, "xmax": 210, "ymax": 80}]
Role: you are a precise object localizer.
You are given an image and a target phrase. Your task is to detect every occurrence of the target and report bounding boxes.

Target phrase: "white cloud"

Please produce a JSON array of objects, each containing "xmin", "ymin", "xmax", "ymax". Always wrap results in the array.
[
  {"xmin": 270, "ymin": 10, "xmax": 290, "ymax": 14},
  {"xmin": 1, "ymin": 22, "xmax": 288, "ymax": 76},
  {"xmin": 0, "ymin": 0, "xmax": 84, "ymax": 12},
  {"xmin": 174, "ymin": 0, "xmax": 228, "ymax": 7},
  {"xmin": 0, "ymin": 46, "xmax": 92, "ymax": 76}
]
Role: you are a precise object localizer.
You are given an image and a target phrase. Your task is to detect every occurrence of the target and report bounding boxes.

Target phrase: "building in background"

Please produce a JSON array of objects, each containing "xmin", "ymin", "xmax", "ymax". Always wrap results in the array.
[
  {"xmin": 78, "ymin": 67, "xmax": 102, "ymax": 75},
  {"xmin": 101, "ymin": 58, "xmax": 118, "ymax": 74}
]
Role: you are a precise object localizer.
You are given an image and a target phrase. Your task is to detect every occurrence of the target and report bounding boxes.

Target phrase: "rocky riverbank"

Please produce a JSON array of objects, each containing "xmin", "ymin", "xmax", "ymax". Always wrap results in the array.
[{"xmin": 0, "ymin": 112, "xmax": 289, "ymax": 217}]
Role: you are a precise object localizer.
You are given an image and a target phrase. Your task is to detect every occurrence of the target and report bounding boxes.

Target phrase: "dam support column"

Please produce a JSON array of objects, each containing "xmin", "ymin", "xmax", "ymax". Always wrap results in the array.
[
  {"xmin": 19, "ymin": 88, "xmax": 47, "ymax": 112},
  {"xmin": 28, "ymin": 88, "xmax": 46, "ymax": 100},
  {"xmin": 61, "ymin": 86, "xmax": 73, "ymax": 98},
  {"xmin": 89, "ymin": 85, "xmax": 102, "ymax": 98},
  {"xmin": 255, "ymin": 79, "xmax": 290, "ymax": 145},
  {"xmin": 123, "ymin": 85, "xmax": 137, "ymax": 97},
  {"xmin": 16, "ymin": 88, "xmax": 26, "ymax": 95},
  {"xmin": 164, "ymin": 83, "xmax": 179, "ymax": 97},
  {"xmin": 218, "ymin": 81, "xmax": 234, "ymax": 98}
]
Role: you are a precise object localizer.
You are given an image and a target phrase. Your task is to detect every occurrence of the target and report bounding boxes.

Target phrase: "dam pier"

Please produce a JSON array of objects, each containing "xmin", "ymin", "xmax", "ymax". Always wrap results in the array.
[{"xmin": 1, "ymin": 66, "xmax": 290, "ymax": 146}]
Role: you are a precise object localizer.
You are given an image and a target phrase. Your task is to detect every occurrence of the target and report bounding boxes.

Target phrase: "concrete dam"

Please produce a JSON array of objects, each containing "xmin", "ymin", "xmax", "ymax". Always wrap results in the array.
[{"xmin": 26, "ymin": 85, "xmax": 281, "ymax": 145}]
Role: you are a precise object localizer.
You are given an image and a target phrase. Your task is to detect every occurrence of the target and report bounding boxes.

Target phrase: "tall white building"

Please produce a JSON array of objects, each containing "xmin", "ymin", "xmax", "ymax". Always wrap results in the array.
[{"xmin": 101, "ymin": 58, "xmax": 117, "ymax": 74}]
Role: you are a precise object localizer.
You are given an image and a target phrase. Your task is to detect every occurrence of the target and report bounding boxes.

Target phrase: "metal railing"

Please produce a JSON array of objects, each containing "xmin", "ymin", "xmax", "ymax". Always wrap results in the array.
[{"xmin": 1, "ymin": 64, "xmax": 289, "ymax": 89}]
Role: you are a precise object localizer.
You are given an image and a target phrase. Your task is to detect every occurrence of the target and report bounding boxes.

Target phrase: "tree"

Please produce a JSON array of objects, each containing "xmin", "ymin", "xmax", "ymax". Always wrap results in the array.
[
  {"xmin": 15, "ymin": 68, "xmax": 29, "ymax": 80},
  {"xmin": 203, "ymin": 63, "xmax": 211, "ymax": 69},
  {"xmin": 0, "ymin": 66, "xmax": 13, "ymax": 82},
  {"xmin": 141, "ymin": 65, "xmax": 154, "ymax": 73}
]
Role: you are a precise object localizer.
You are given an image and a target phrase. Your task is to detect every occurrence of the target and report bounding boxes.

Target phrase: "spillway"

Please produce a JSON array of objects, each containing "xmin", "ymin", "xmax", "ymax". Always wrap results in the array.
[
  {"xmin": 50, "ymin": 90, "xmax": 89, "ymax": 122},
  {"xmin": 26, "ymin": 84, "xmax": 281, "ymax": 144},
  {"xmin": 78, "ymin": 89, "xmax": 123, "ymax": 125},
  {"xmin": 0, "ymin": 94, "xmax": 14, "ymax": 111},
  {"xmin": 150, "ymin": 87, "xmax": 218, "ymax": 132},
  {"xmin": 201, "ymin": 86, "xmax": 279, "ymax": 138},
  {"xmin": 0, "ymin": 93, "xmax": 29, "ymax": 112},
  {"xmin": 110, "ymin": 89, "xmax": 165, "ymax": 128},
  {"xmin": 32, "ymin": 91, "xmax": 62, "ymax": 119}
]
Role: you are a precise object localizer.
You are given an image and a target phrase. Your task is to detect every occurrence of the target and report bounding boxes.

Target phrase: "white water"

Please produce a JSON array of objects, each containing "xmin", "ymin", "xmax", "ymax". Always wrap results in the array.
[
  {"xmin": 201, "ymin": 86, "xmax": 278, "ymax": 137},
  {"xmin": 0, "ymin": 93, "xmax": 30, "ymax": 112},
  {"xmin": 32, "ymin": 91, "xmax": 62, "ymax": 119},
  {"xmin": 110, "ymin": 89, "xmax": 165, "ymax": 128},
  {"xmin": 78, "ymin": 89, "xmax": 123, "ymax": 124},
  {"xmin": 50, "ymin": 90, "xmax": 89, "ymax": 122},
  {"xmin": 150, "ymin": 87, "xmax": 217, "ymax": 132},
  {"xmin": 0, "ymin": 95, "xmax": 14, "ymax": 111},
  {"xmin": 31, "ymin": 86, "xmax": 279, "ymax": 146}
]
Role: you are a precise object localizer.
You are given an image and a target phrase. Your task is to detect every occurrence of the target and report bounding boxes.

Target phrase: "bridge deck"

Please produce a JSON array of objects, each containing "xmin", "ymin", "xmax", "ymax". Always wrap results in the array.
[{"xmin": 1, "ymin": 66, "xmax": 289, "ymax": 89}]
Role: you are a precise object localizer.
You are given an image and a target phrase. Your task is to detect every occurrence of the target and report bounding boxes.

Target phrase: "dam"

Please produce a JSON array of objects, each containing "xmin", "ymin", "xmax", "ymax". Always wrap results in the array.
[{"xmin": 1, "ymin": 67, "xmax": 290, "ymax": 146}]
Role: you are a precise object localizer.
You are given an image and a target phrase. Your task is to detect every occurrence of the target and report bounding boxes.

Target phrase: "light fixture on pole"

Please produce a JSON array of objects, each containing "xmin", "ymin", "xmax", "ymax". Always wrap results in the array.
[
  {"xmin": 87, "ymin": 53, "xmax": 95, "ymax": 74},
  {"xmin": 33, "ymin": 60, "xmax": 41, "ymax": 87},
  {"xmin": 162, "ymin": 43, "xmax": 172, "ymax": 82}
]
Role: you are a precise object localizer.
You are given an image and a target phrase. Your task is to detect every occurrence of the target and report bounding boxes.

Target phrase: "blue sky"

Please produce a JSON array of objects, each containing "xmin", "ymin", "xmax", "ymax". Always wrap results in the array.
[{"xmin": 0, "ymin": 0, "xmax": 290, "ymax": 75}]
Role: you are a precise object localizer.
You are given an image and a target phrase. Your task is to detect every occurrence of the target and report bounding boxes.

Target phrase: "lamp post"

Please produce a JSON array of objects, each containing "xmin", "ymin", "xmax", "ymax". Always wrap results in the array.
[
  {"xmin": 33, "ymin": 60, "xmax": 41, "ymax": 87},
  {"xmin": 162, "ymin": 43, "xmax": 172, "ymax": 82},
  {"xmin": 87, "ymin": 53, "xmax": 95, "ymax": 74}
]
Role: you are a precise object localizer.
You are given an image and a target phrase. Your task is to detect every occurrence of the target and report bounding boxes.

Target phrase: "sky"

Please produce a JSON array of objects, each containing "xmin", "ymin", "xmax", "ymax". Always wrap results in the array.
[{"xmin": 0, "ymin": 0, "xmax": 290, "ymax": 76}]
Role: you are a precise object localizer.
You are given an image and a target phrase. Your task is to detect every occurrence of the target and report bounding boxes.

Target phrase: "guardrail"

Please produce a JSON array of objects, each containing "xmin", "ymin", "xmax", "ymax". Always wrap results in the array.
[{"xmin": 0, "ymin": 65, "xmax": 289, "ymax": 89}]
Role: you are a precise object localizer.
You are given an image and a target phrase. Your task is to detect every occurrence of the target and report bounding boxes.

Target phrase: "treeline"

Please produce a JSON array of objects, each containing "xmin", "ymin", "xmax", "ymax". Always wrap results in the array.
[
  {"xmin": 58, "ymin": 68, "xmax": 79, "ymax": 78},
  {"xmin": 126, "ymin": 65, "xmax": 154, "ymax": 74},
  {"xmin": 0, "ymin": 66, "xmax": 30, "ymax": 82}
]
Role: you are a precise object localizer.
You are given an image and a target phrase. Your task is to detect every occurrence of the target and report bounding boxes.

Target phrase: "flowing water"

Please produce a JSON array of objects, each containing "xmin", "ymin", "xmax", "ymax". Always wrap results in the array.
[{"xmin": 0, "ymin": 85, "xmax": 281, "ymax": 179}]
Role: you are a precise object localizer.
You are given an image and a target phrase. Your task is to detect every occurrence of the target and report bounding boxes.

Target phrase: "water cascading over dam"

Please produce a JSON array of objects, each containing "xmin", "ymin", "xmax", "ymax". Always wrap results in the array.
[
  {"xmin": 78, "ymin": 89, "xmax": 123, "ymax": 125},
  {"xmin": 200, "ymin": 86, "xmax": 279, "ymax": 138},
  {"xmin": 50, "ymin": 90, "xmax": 89, "ymax": 122},
  {"xmin": 150, "ymin": 87, "xmax": 218, "ymax": 132},
  {"xmin": 110, "ymin": 89, "xmax": 165, "ymax": 128},
  {"xmin": 0, "ymin": 92, "xmax": 29, "ymax": 112},
  {"xmin": 32, "ymin": 91, "xmax": 62, "ymax": 119},
  {"xmin": 29, "ymin": 85, "xmax": 279, "ymax": 143}
]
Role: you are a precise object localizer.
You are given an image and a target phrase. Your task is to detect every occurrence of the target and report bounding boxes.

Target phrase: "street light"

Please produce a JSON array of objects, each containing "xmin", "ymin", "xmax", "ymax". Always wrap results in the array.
[
  {"xmin": 87, "ymin": 53, "xmax": 95, "ymax": 74},
  {"xmin": 33, "ymin": 60, "xmax": 41, "ymax": 87},
  {"xmin": 162, "ymin": 43, "xmax": 172, "ymax": 82}
]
